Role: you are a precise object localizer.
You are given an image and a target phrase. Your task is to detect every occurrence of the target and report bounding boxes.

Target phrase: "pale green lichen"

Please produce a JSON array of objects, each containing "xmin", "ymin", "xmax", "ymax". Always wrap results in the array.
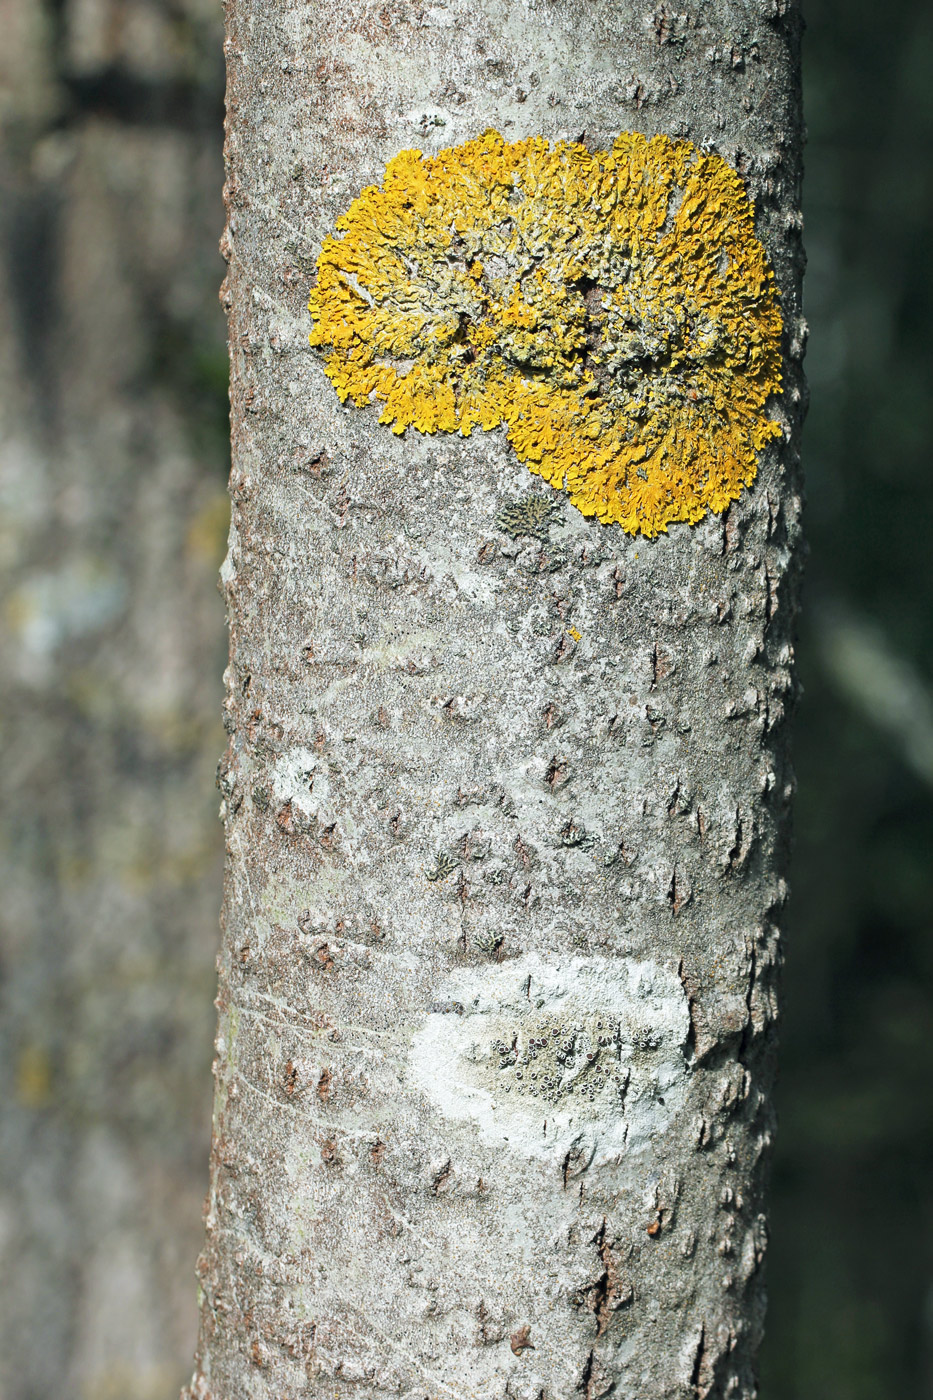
[
  {"xmin": 491, "ymin": 1013, "xmax": 627, "ymax": 1106},
  {"xmin": 495, "ymin": 495, "xmax": 559, "ymax": 540},
  {"xmin": 426, "ymin": 850, "xmax": 459, "ymax": 882},
  {"xmin": 309, "ymin": 129, "xmax": 783, "ymax": 538}
]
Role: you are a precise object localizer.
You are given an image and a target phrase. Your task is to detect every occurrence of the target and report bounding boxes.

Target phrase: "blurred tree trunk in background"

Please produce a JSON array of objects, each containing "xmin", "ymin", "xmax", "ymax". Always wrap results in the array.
[{"xmin": 0, "ymin": 3, "xmax": 226, "ymax": 1397}]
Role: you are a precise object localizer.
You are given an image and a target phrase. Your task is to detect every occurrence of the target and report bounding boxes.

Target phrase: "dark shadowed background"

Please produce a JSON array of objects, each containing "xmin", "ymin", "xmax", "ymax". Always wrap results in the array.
[{"xmin": 0, "ymin": 1, "xmax": 930, "ymax": 1397}]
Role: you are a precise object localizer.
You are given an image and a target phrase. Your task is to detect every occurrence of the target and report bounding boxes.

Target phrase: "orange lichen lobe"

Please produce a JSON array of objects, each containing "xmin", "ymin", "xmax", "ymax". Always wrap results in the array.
[{"xmin": 308, "ymin": 129, "xmax": 783, "ymax": 537}]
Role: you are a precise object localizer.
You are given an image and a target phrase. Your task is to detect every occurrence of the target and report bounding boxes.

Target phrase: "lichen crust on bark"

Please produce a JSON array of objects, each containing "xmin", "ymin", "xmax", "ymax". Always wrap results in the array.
[
  {"xmin": 187, "ymin": 1, "xmax": 805, "ymax": 1397},
  {"xmin": 409, "ymin": 953, "xmax": 690, "ymax": 1158},
  {"xmin": 309, "ymin": 129, "xmax": 783, "ymax": 538}
]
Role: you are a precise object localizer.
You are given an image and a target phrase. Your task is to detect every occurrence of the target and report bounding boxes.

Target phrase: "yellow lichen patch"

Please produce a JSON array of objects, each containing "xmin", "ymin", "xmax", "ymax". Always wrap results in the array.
[{"xmin": 308, "ymin": 129, "xmax": 783, "ymax": 537}]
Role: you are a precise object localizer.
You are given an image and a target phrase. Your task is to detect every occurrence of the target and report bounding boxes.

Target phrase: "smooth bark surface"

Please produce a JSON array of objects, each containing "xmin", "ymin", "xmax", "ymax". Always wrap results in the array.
[{"xmin": 190, "ymin": 2, "xmax": 805, "ymax": 1396}]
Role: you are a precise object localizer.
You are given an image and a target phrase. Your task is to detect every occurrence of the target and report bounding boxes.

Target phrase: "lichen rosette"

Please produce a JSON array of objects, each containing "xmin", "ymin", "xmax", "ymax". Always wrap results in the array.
[{"xmin": 308, "ymin": 128, "xmax": 783, "ymax": 538}]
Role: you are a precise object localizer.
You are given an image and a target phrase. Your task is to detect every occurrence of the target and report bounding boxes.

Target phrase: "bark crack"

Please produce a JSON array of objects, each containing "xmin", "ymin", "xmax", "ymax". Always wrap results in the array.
[
  {"xmin": 690, "ymin": 1324, "xmax": 707, "ymax": 1396},
  {"xmin": 586, "ymin": 1218, "xmax": 630, "ymax": 1336}
]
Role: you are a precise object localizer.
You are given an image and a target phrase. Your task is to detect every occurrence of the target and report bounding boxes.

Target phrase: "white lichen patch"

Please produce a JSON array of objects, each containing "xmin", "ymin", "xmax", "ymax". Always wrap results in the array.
[
  {"xmin": 409, "ymin": 954, "xmax": 690, "ymax": 1159},
  {"xmin": 270, "ymin": 747, "xmax": 336, "ymax": 826}
]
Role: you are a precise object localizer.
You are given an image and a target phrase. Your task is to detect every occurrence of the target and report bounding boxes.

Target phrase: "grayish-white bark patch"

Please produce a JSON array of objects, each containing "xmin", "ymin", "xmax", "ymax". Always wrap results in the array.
[{"xmin": 410, "ymin": 954, "xmax": 690, "ymax": 1160}]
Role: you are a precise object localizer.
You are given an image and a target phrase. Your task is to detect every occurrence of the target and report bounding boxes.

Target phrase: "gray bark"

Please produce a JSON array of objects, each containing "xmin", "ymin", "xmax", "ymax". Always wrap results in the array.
[
  {"xmin": 189, "ymin": 1, "xmax": 805, "ymax": 1396},
  {"xmin": 0, "ymin": 3, "xmax": 226, "ymax": 1396}
]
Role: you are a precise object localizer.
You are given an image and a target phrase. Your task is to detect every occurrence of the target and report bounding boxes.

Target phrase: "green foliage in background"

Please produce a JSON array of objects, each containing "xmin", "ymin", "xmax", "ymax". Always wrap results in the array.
[{"xmin": 760, "ymin": 0, "xmax": 933, "ymax": 1393}]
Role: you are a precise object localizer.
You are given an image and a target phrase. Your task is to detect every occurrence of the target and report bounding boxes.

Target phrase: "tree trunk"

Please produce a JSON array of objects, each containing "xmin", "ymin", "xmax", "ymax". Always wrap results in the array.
[
  {"xmin": 0, "ymin": 3, "xmax": 226, "ymax": 1396},
  {"xmin": 189, "ymin": 1, "xmax": 805, "ymax": 1395}
]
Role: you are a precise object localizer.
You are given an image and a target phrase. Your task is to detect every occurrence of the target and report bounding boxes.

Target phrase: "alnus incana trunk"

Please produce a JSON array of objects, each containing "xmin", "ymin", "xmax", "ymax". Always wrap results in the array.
[{"xmin": 187, "ymin": 1, "xmax": 805, "ymax": 1396}]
